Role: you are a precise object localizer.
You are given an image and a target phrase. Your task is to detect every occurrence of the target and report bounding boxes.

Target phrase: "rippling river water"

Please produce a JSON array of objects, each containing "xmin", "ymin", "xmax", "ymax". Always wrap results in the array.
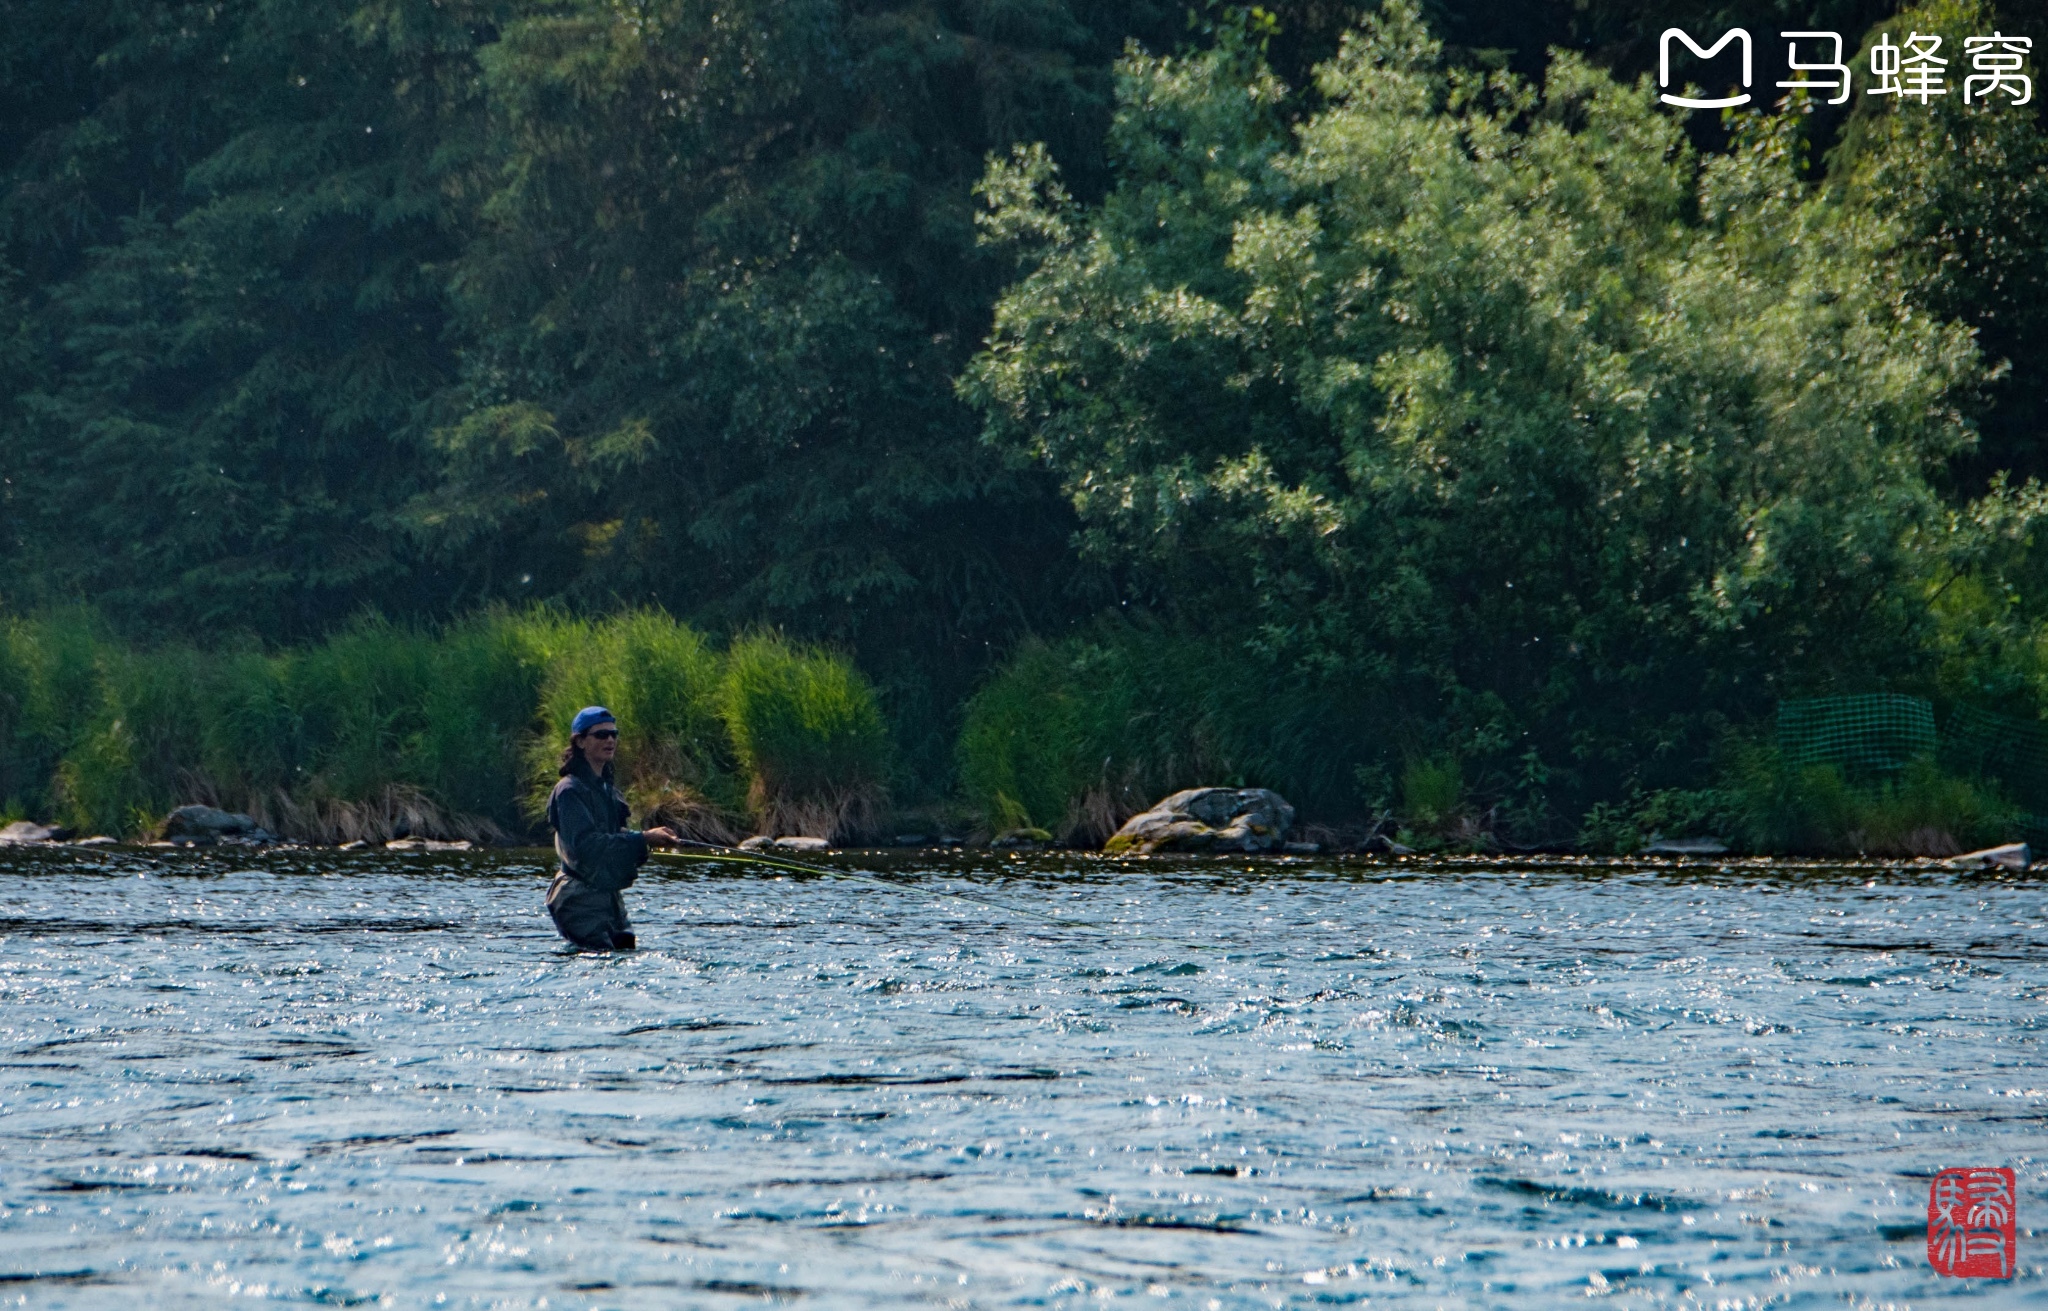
[{"xmin": 0, "ymin": 845, "xmax": 2042, "ymax": 1307}]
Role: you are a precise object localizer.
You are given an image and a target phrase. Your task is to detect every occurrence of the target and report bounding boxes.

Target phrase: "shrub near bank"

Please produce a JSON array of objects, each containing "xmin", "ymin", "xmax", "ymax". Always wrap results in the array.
[
  {"xmin": 958, "ymin": 634, "xmax": 1222, "ymax": 844},
  {"xmin": 960, "ymin": 3, "xmax": 2048, "ymax": 842},
  {"xmin": 0, "ymin": 611, "xmax": 888, "ymax": 843},
  {"xmin": 956, "ymin": 629, "xmax": 1387, "ymax": 845},
  {"xmin": 526, "ymin": 612, "xmax": 738, "ymax": 841},
  {"xmin": 720, "ymin": 635, "xmax": 892, "ymax": 842}
]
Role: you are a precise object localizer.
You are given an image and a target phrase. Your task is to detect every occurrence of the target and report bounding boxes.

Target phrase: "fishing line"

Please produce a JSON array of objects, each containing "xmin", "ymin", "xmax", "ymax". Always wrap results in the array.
[{"xmin": 650, "ymin": 840, "xmax": 1232, "ymax": 955}]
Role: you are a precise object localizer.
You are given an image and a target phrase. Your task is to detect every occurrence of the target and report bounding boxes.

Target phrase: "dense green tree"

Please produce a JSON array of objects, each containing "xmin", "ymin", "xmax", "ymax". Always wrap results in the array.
[
  {"xmin": 2, "ymin": 0, "xmax": 494, "ymax": 635},
  {"xmin": 2, "ymin": 0, "xmax": 2046, "ymax": 821},
  {"xmin": 1828, "ymin": 0, "xmax": 2048, "ymax": 490},
  {"xmin": 416, "ymin": 0, "xmax": 1182, "ymax": 775},
  {"xmin": 963, "ymin": 3, "xmax": 2022, "ymax": 815}
]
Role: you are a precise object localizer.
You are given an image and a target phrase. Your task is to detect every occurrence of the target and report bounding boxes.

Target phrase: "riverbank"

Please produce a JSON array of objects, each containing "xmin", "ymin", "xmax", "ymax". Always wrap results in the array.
[
  {"xmin": 0, "ymin": 832, "xmax": 2036, "ymax": 884},
  {"xmin": 0, "ymin": 610, "xmax": 889, "ymax": 847},
  {"xmin": 2, "ymin": 608, "xmax": 2039, "ymax": 858}
]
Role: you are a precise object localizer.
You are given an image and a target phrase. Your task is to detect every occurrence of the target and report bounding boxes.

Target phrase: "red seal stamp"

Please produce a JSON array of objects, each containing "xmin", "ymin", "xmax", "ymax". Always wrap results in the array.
[{"xmin": 1928, "ymin": 1167, "xmax": 2017, "ymax": 1278}]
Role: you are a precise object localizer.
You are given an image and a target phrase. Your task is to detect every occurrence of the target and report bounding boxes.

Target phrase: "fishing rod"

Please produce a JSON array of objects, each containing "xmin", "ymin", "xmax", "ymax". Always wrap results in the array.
[{"xmin": 649, "ymin": 838, "xmax": 1232, "ymax": 955}]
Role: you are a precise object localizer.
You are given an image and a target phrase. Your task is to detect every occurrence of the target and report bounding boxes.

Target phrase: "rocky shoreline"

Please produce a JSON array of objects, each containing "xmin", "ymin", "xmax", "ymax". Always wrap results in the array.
[
  {"xmin": 0, "ymin": 787, "xmax": 1398, "ymax": 856},
  {"xmin": 0, "ymin": 817, "xmax": 2031, "ymax": 868}
]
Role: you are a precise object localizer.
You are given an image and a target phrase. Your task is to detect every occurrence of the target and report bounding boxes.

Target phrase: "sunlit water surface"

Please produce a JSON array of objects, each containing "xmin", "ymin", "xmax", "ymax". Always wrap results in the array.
[{"xmin": 0, "ymin": 845, "xmax": 2042, "ymax": 1308}]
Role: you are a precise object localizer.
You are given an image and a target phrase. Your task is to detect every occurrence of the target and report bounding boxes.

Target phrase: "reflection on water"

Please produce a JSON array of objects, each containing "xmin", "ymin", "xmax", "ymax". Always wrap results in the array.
[{"xmin": 0, "ymin": 845, "xmax": 2041, "ymax": 1306}]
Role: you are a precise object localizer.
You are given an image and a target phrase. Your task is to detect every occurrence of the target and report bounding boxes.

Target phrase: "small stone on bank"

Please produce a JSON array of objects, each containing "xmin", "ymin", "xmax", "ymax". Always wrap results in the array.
[
  {"xmin": 739, "ymin": 835, "xmax": 831, "ymax": 852},
  {"xmin": 0, "ymin": 820, "xmax": 68, "ymax": 844},
  {"xmin": 1947, "ymin": 842, "xmax": 2029, "ymax": 871},
  {"xmin": 992, "ymin": 828, "xmax": 1052, "ymax": 849},
  {"xmin": 163, "ymin": 804, "xmax": 264, "ymax": 841},
  {"xmin": 1643, "ymin": 836, "xmax": 1729, "ymax": 856}
]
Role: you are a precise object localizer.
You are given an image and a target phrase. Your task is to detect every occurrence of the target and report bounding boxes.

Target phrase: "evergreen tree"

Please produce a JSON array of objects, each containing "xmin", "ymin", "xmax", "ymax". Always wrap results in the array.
[
  {"xmin": 2, "ymin": 0, "xmax": 495, "ymax": 635},
  {"xmin": 417, "ymin": 0, "xmax": 1176, "ymax": 771}
]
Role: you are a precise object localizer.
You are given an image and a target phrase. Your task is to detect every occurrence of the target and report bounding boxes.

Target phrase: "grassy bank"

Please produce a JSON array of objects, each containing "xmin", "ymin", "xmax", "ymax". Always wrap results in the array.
[
  {"xmin": 958, "ymin": 630, "xmax": 2036, "ymax": 857},
  {"xmin": 0, "ymin": 611, "xmax": 888, "ymax": 843},
  {"xmin": 956, "ymin": 629, "xmax": 1397, "ymax": 847},
  {"xmin": 4, "ymin": 608, "xmax": 2036, "ymax": 855}
]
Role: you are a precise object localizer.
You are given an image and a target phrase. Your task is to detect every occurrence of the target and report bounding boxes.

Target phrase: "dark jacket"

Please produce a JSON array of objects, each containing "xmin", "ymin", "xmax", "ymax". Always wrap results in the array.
[{"xmin": 544, "ymin": 759, "xmax": 648, "ymax": 948}]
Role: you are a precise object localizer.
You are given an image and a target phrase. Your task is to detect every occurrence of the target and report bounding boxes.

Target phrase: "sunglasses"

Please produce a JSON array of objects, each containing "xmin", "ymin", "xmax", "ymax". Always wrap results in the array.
[{"xmin": 586, "ymin": 728, "xmax": 619, "ymax": 740}]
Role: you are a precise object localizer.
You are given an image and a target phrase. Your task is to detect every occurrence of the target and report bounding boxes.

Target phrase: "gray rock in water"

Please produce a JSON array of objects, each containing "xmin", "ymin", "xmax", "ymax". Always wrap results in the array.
[
  {"xmin": 162, "ymin": 805, "xmax": 261, "ymax": 839},
  {"xmin": 0, "ymin": 820, "xmax": 67, "ymax": 844},
  {"xmin": 991, "ymin": 828, "xmax": 1052, "ymax": 850},
  {"xmin": 737, "ymin": 835, "xmax": 831, "ymax": 852},
  {"xmin": 1643, "ymin": 836, "xmax": 1729, "ymax": 856},
  {"xmin": 1105, "ymin": 788, "xmax": 1295, "ymax": 856},
  {"xmin": 1947, "ymin": 842, "xmax": 2029, "ymax": 871}
]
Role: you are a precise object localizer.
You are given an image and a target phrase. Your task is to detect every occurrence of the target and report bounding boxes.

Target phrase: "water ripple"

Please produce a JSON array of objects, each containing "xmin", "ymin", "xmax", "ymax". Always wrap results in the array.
[{"xmin": 0, "ymin": 846, "xmax": 2041, "ymax": 1306}]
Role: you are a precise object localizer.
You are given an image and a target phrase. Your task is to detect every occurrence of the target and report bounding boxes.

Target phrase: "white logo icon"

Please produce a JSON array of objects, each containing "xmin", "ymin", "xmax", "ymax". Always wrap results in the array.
[{"xmin": 1660, "ymin": 28, "xmax": 1753, "ymax": 108}]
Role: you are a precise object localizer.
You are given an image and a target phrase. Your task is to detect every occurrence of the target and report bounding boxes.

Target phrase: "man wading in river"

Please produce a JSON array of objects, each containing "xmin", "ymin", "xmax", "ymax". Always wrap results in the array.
[{"xmin": 545, "ymin": 706, "xmax": 682, "ymax": 950}]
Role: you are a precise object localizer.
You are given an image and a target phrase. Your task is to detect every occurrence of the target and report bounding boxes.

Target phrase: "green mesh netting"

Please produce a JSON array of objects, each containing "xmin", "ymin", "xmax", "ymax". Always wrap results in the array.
[
  {"xmin": 1776, "ymin": 694, "xmax": 1936, "ymax": 776},
  {"xmin": 1943, "ymin": 703, "xmax": 2048, "ymax": 815}
]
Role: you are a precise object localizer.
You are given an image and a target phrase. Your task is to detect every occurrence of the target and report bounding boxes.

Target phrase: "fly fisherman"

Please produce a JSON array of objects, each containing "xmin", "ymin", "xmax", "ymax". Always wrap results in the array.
[{"xmin": 545, "ymin": 706, "xmax": 681, "ymax": 950}]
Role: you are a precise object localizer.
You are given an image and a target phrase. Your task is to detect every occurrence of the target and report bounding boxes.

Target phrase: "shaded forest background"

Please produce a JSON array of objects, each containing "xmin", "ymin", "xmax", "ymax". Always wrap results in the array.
[{"xmin": 3, "ymin": 0, "xmax": 2047, "ymax": 849}]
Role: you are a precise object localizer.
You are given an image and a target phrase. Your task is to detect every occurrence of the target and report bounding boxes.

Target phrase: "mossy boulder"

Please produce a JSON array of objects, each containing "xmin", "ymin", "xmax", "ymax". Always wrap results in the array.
[
  {"xmin": 991, "ymin": 827, "xmax": 1053, "ymax": 849},
  {"xmin": 1104, "ymin": 788, "xmax": 1294, "ymax": 855},
  {"xmin": 162, "ymin": 804, "xmax": 271, "ymax": 843}
]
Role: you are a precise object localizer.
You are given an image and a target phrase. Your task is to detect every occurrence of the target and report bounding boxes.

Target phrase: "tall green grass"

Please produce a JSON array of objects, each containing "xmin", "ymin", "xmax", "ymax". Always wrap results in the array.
[
  {"xmin": 0, "ymin": 609, "xmax": 890, "ymax": 842},
  {"xmin": 1721, "ymin": 748, "xmax": 2015, "ymax": 856},
  {"xmin": 720, "ymin": 635, "xmax": 891, "ymax": 841},
  {"xmin": 0, "ymin": 610, "xmax": 104, "ymax": 820},
  {"xmin": 954, "ymin": 640, "xmax": 1093, "ymax": 836},
  {"xmin": 958, "ymin": 626, "xmax": 2034, "ymax": 855},
  {"xmin": 525, "ymin": 612, "xmax": 739, "ymax": 840}
]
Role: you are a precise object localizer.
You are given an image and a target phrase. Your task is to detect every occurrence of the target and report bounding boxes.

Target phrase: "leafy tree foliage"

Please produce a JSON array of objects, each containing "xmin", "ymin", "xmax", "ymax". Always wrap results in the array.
[
  {"xmin": 0, "ymin": 0, "xmax": 1178, "ymax": 785},
  {"xmin": 1830, "ymin": 0, "xmax": 2048, "ymax": 489},
  {"xmin": 412, "ymin": 0, "xmax": 1183, "ymax": 723},
  {"xmin": 2, "ymin": 0, "xmax": 2046, "ymax": 822},
  {"xmin": 963, "ymin": 3, "xmax": 2036, "ymax": 814}
]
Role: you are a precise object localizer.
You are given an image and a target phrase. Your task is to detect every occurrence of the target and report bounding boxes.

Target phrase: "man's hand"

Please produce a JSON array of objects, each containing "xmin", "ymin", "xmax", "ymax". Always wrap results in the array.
[{"xmin": 643, "ymin": 825, "xmax": 682, "ymax": 848}]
